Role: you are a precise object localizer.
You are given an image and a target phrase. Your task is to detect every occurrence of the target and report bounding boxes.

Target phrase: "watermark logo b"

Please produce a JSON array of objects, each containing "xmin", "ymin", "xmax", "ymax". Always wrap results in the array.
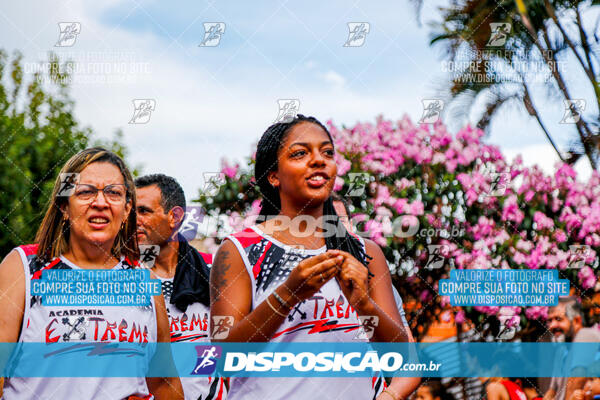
[
  {"xmin": 55, "ymin": 22, "xmax": 81, "ymax": 47},
  {"xmin": 57, "ymin": 173, "xmax": 79, "ymax": 197},
  {"xmin": 346, "ymin": 173, "xmax": 370, "ymax": 197},
  {"xmin": 211, "ymin": 316, "xmax": 234, "ymax": 340},
  {"xmin": 344, "ymin": 23, "xmax": 370, "ymax": 47},
  {"xmin": 424, "ymin": 244, "xmax": 448, "ymax": 270},
  {"xmin": 487, "ymin": 23, "xmax": 511, "ymax": 47},
  {"xmin": 560, "ymin": 99, "xmax": 585, "ymax": 124},
  {"xmin": 139, "ymin": 245, "xmax": 160, "ymax": 268},
  {"xmin": 129, "ymin": 99, "xmax": 156, "ymax": 124},
  {"xmin": 199, "ymin": 23, "xmax": 225, "ymax": 47},
  {"xmin": 419, "ymin": 99, "xmax": 444, "ymax": 124},
  {"xmin": 274, "ymin": 99, "xmax": 300, "ymax": 123}
]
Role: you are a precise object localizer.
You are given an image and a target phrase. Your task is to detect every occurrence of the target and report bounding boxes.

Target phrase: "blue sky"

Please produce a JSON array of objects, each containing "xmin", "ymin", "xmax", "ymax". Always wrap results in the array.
[{"xmin": 1, "ymin": 0, "xmax": 594, "ymax": 199}]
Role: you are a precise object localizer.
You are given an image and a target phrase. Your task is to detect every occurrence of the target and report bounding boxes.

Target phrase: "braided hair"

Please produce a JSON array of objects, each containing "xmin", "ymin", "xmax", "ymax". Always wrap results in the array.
[{"xmin": 254, "ymin": 114, "xmax": 371, "ymax": 267}]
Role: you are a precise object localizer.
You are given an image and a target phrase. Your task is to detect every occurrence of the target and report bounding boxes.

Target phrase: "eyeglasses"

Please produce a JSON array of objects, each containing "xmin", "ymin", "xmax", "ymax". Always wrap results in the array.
[{"xmin": 73, "ymin": 184, "xmax": 127, "ymax": 203}]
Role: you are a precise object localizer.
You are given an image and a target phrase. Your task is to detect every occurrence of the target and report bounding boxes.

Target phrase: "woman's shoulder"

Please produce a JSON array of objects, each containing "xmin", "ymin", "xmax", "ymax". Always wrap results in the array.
[
  {"xmin": 0, "ymin": 248, "xmax": 26, "ymax": 290},
  {"xmin": 361, "ymin": 237, "xmax": 384, "ymax": 257},
  {"xmin": 2, "ymin": 244, "xmax": 44, "ymax": 277},
  {"xmin": 1, "ymin": 248, "xmax": 25, "ymax": 270},
  {"xmin": 226, "ymin": 225, "xmax": 264, "ymax": 248},
  {"xmin": 215, "ymin": 233, "xmax": 250, "ymax": 266}
]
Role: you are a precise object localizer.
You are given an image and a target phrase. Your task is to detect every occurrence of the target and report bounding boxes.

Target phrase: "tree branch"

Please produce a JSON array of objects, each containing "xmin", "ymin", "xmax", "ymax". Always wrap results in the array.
[
  {"xmin": 541, "ymin": 27, "xmax": 596, "ymax": 169},
  {"xmin": 522, "ymin": 81, "xmax": 565, "ymax": 161},
  {"xmin": 575, "ymin": 4, "xmax": 597, "ymax": 80},
  {"xmin": 544, "ymin": 0, "xmax": 595, "ymax": 83}
]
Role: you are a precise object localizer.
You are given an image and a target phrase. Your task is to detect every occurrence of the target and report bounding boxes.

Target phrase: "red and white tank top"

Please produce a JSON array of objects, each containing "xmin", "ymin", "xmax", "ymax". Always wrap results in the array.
[
  {"xmin": 2, "ymin": 244, "xmax": 157, "ymax": 400},
  {"xmin": 155, "ymin": 252, "xmax": 226, "ymax": 400},
  {"xmin": 500, "ymin": 380, "xmax": 528, "ymax": 400},
  {"xmin": 224, "ymin": 225, "xmax": 385, "ymax": 400}
]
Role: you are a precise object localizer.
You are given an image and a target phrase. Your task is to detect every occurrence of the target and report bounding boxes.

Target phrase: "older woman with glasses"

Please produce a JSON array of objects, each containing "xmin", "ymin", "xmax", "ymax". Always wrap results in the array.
[{"xmin": 0, "ymin": 147, "xmax": 183, "ymax": 400}]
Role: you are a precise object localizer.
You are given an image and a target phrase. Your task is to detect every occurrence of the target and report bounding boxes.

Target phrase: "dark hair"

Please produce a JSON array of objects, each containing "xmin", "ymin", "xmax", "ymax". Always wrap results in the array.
[
  {"xmin": 331, "ymin": 192, "xmax": 351, "ymax": 215},
  {"xmin": 255, "ymin": 114, "xmax": 371, "ymax": 266},
  {"xmin": 135, "ymin": 173, "xmax": 186, "ymax": 213},
  {"xmin": 518, "ymin": 378, "xmax": 539, "ymax": 390},
  {"xmin": 423, "ymin": 380, "xmax": 453, "ymax": 400}
]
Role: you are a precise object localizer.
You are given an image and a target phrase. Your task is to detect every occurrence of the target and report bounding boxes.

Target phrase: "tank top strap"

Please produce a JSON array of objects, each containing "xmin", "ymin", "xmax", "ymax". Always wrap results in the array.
[{"xmin": 225, "ymin": 226, "xmax": 265, "ymax": 284}]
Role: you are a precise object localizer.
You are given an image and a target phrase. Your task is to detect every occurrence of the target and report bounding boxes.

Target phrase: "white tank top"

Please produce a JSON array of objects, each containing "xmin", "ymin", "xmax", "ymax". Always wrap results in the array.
[
  {"xmin": 2, "ymin": 244, "xmax": 157, "ymax": 400},
  {"xmin": 155, "ymin": 251, "xmax": 227, "ymax": 400},
  {"xmin": 224, "ymin": 226, "xmax": 385, "ymax": 400}
]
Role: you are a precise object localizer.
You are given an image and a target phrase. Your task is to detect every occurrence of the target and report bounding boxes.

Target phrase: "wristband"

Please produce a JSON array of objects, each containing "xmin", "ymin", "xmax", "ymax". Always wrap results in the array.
[
  {"xmin": 272, "ymin": 290, "xmax": 292, "ymax": 310},
  {"xmin": 266, "ymin": 296, "xmax": 287, "ymax": 317},
  {"xmin": 380, "ymin": 391, "xmax": 396, "ymax": 400},
  {"xmin": 383, "ymin": 387, "xmax": 400, "ymax": 400}
]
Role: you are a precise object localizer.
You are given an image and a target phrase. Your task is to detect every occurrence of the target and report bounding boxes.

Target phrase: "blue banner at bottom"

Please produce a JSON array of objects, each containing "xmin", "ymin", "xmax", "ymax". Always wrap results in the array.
[{"xmin": 1, "ymin": 342, "xmax": 599, "ymax": 378}]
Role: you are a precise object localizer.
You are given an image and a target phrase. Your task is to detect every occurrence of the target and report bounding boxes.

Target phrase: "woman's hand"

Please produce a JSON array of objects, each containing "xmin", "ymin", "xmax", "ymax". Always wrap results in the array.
[
  {"xmin": 568, "ymin": 389, "xmax": 584, "ymax": 400},
  {"xmin": 335, "ymin": 251, "xmax": 372, "ymax": 313},
  {"xmin": 280, "ymin": 250, "xmax": 343, "ymax": 305}
]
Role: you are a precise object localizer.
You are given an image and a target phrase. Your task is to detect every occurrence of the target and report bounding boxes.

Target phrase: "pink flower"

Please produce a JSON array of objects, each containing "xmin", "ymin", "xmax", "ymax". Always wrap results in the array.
[
  {"xmin": 471, "ymin": 216, "xmax": 494, "ymax": 240},
  {"xmin": 502, "ymin": 195, "xmax": 524, "ymax": 225},
  {"xmin": 553, "ymin": 229, "xmax": 567, "ymax": 243},
  {"xmin": 465, "ymin": 189, "xmax": 478, "ymax": 206},
  {"xmin": 334, "ymin": 176, "xmax": 345, "ymax": 192},
  {"xmin": 392, "ymin": 198, "xmax": 408, "ymax": 214},
  {"xmin": 534, "ymin": 211, "xmax": 554, "ymax": 231},
  {"xmin": 431, "ymin": 152, "xmax": 446, "ymax": 165},
  {"xmin": 250, "ymin": 199, "xmax": 262, "ymax": 216},
  {"xmin": 420, "ymin": 290, "xmax": 433, "ymax": 303},
  {"xmin": 409, "ymin": 200, "xmax": 425, "ymax": 216},
  {"xmin": 456, "ymin": 125, "xmax": 483, "ymax": 145},
  {"xmin": 555, "ymin": 162, "xmax": 576, "ymax": 188},
  {"xmin": 400, "ymin": 215, "xmax": 419, "ymax": 230},
  {"xmin": 505, "ymin": 315, "xmax": 520, "ymax": 328},
  {"xmin": 440, "ymin": 296, "xmax": 450, "ymax": 308},
  {"xmin": 525, "ymin": 246, "xmax": 544, "ymax": 269},
  {"xmin": 456, "ymin": 173, "xmax": 472, "ymax": 188},
  {"xmin": 445, "ymin": 159, "xmax": 458, "ymax": 173},
  {"xmin": 457, "ymin": 144, "xmax": 479, "ymax": 166},
  {"xmin": 394, "ymin": 178, "xmax": 414, "ymax": 191},
  {"xmin": 516, "ymin": 240, "xmax": 533, "ymax": 252},
  {"xmin": 525, "ymin": 306, "xmax": 548, "ymax": 320},
  {"xmin": 221, "ymin": 160, "xmax": 239, "ymax": 179},
  {"xmin": 455, "ymin": 309, "xmax": 466, "ymax": 324},
  {"xmin": 578, "ymin": 266, "xmax": 597, "ymax": 290},
  {"xmin": 513, "ymin": 251, "xmax": 527, "ymax": 265},
  {"xmin": 373, "ymin": 185, "xmax": 391, "ymax": 207},
  {"xmin": 336, "ymin": 154, "xmax": 352, "ymax": 176},
  {"xmin": 524, "ymin": 190, "xmax": 535, "ymax": 202},
  {"xmin": 474, "ymin": 305, "xmax": 500, "ymax": 315}
]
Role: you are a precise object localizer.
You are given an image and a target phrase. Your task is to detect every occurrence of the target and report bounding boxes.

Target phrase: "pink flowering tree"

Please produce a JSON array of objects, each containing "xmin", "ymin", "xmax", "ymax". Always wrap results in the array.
[{"xmin": 196, "ymin": 115, "xmax": 599, "ymax": 341}]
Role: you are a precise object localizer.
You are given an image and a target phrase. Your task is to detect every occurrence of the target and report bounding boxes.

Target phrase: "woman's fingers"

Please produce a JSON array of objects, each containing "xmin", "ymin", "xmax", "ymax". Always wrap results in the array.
[
  {"xmin": 299, "ymin": 250, "xmax": 340, "ymax": 269},
  {"xmin": 305, "ymin": 255, "xmax": 343, "ymax": 274},
  {"xmin": 339, "ymin": 263, "xmax": 369, "ymax": 292},
  {"xmin": 306, "ymin": 260, "xmax": 341, "ymax": 283},
  {"xmin": 339, "ymin": 257, "xmax": 368, "ymax": 278},
  {"xmin": 298, "ymin": 258, "xmax": 342, "ymax": 288},
  {"xmin": 314, "ymin": 264, "xmax": 339, "ymax": 283}
]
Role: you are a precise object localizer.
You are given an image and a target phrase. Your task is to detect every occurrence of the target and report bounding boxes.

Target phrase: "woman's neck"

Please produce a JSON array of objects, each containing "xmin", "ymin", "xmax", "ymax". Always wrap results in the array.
[
  {"xmin": 262, "ymin": 202, "xmax": 327, "ymax": 249},
  {"xmin": 279, "ymin": 200, "xmax": 324, "ymax": 220},
  {"xmin": 63, "ymin": 238, "xmax": 119, "ymax": 268}
]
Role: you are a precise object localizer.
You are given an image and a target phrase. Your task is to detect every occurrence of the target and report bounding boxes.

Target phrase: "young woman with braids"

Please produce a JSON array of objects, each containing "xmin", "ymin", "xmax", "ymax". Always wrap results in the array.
[{"xmin": 210, "ymin": 115, "xmax": 420, "ymax": 400}]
